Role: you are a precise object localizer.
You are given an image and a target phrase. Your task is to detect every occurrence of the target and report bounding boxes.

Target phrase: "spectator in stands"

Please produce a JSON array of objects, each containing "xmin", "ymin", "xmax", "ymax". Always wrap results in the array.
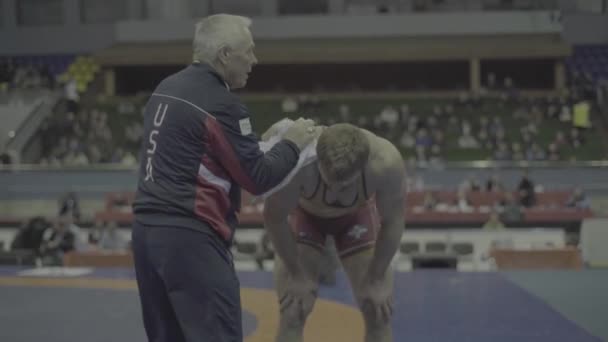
[
  {"xmin": 493, "ymin": 142, "xmax": 511, "ymax": 161},
  {"xmin": 338, "ymin": 104, "xmax": 351, "ymax": 123},
  {"xmin": 98, "ymin": 221, "xmax": 128, "ymax": 251},
  {"xmin": 502, "ymin": 77, "xmax": 518, "ymax": 101},
  {"xmin": 520, "ymin": 130, "xmax": 533, "ymax": 147},
  {"xmin": 86, "ymin": 145, "xmax": 103, "ymax": 164},
  {"xmin": 478, "ymin": 128, "xmax": 491, "ymax": 149},
  {"xmin": 573, "ymin": 99, "xmax": 591, "ymax": 131},
  {"xmin": 547, "ymin": 143, "xmax": 561, "ymax": 161},
  {"xmin": 426, "ymin": 115, "xmax": 439, "ymax": 131},
  {"xmin": 483, "ymin": 211, "xmax": 505, "ymax": 230},
  {"xmin": 372, "ymin": 106, "xmax": 391, "ymax": 135},
  {"xmin": 432, "ymin": 128, "xmax": 445, "ymax": 146},
  {"xmin": 422, "ymin": 191, "xmax": 439, "ymax": 210},
  {"xmin": 456, "ymin": 189, "xmax": 473, "ymax": 212},
  {"xmin": 405, "ymin": 171, "xmax": 425, "ymax": 192},
  {"xmin": 459, "ymin": 176, "xmax": 481, "ymax": 193},
  {"xmin": 569, "ymin": 128, "xmax": 585, "ymax": 148},
  {"xmin": 125, "ymin": 121, "xmax": 144, "ymax": 150},
  {"xmin": 399, "ymin": 128, "xmax": 415, "ymax": 149},
  {"xmin": 429, "ymin": 144, "xmax": 444, "ymax": 167},
  {"xmin": 489, "ymin": 116, "xmax": 505, "ymax": 138},
  {"xmin": 525, "ymin": 120, "xmax": 539, "ymax": 136},
  {"xmin": 64, "ymin": 77, "xmax": 80, "ymax": 114},
  {"xmin": 63, "ymin": 146, "xmax": 90, "ymax": 166},
  {"xmin": 281, "ymin": 96, "xmax": 298, "ymax": 114},
  {"xmin": 458, "ymin": 122, "xmax": 479, "ymax": 149},
  {"xmin": 117, "ymin": 99, "xmax": 137, "ymax": 115},
  {"xmin": 517, "ymin": 170, "xmax": 536, "ymax": 207},
  {"xmin": 415, "ymin": 145, "xmax": 428, "ymax": 164},
  {"xmin": 10, "ymin": 216, "xmax": 51, "ymax": 252},
  {"xmin": 415, "ymin": 128, "xmax": 433, "ymax": 149},
  {"xmin": 511, "ymin": 142, "xmax": 524, "ymax": 161},
  {"xmin": 407, "ymin": 115, "xmax": 420, "ymax": 132},
  {"xmin": 553, "ymin": 130, "xmax": 568, "ymax": 148},
  {"xmin": 88, "ymin": 219, "xmax": 104, "ymax": 245},
  {"xmin": 39, "ymin": 212, "xmax": 78, "ymax": 265},
  {"xmin": 486, "ymin": 174, "xmax": 504, "ymax": 193},
  {"xmin": 111, "ymin": 148, "xmax": 129, "ymax": 165},
  {"xmin": 525, "ymin": 142, "xmax": 547, "ymax": 161},
  {"xmin": 546, "ymin": 101, "xmax": 558, "ymax": 120},
  {"xmin": 529, "ymin": 105, "xmax": 544, "ymax": 125},
  {"xmin": 498, "ymin": 192, "xmax": 523, "ymax": 223},
  {"xmin": 566, "ymin": 187, "xmax": 591, "ymax": 209},
  {"xmin": 121, "ymin": 150, "xmax": 137, "ymax": 166},
  {"xmin": 559, "ymin": 102, "xmax": 572, "ymax": 123},
  {"xmin": 58, "ymin": 192, "xmax": 81, "ymax": 223}
]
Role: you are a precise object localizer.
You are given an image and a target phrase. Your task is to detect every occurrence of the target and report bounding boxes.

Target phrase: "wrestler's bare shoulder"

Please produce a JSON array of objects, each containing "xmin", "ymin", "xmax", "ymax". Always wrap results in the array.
[
  {"xmin": 291, "ymin": 161, "xmax": 321, "ymax": 195},
  {"xmin": 361, "ymin": 129, "xmax": 405, "ymax": 176}
]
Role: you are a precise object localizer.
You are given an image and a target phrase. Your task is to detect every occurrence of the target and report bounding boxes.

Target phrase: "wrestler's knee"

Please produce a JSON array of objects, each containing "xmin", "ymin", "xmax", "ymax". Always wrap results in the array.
[{"xmin": 281, "ymin": 301, "xmax": 315, "ymax": 329}]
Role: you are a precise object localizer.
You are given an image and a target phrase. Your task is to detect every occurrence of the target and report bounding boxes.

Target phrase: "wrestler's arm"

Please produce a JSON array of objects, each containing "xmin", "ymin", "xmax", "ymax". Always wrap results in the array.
[
  {"xmin": 367, "ymin": 148, "xmax": 406, "ymax": 281},
  {"xmin": 263, "ymin": 171, "xmax": 305, "ymax": 277}
]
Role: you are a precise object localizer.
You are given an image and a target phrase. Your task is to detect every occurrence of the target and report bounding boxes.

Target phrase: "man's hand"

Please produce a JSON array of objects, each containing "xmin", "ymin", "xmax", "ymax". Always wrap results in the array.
[
  {"xmin": 261, "ymin": 120, "xmax": 285, "ymax": 141},
  {"xmin": 279, "ymin": 272, "xmax": 318, "ymax": 321},
  {"xmin": 358, "ymin": 274, "xmax": 393, "ymax": 325},
  {"xmin": 282, "ymin": 118, "xmax": 318, "ymax": 150}
]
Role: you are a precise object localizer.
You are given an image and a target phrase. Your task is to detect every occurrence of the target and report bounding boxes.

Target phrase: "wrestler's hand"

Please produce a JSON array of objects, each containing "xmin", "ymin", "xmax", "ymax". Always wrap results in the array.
[
  {"xmin": 282, "ymin": 118, "xmax": 318, "ymax": 150},
  {"xmin": 358, "ymin": 275, "xmax": 393, "ymax": 325},
  {"xmin": 280, "ymin": 273, "xmax": 318, "ymax": 321}
]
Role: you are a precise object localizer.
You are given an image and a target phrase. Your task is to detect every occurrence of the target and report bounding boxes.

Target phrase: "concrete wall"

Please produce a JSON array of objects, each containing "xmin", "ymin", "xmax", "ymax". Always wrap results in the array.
[
  {"xmin": 562, "ymin": 13, "xmax": 608, "ymax": 44},
  {"xmin": 1, "ymin": 0, "xmax": 565, "ymax": 55}
]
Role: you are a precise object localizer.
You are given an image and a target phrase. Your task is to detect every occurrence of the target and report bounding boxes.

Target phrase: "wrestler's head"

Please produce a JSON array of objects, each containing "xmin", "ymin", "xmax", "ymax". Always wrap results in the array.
[
  {"xmin": 316, "ymin": 123, "xmax": 370, "ymax": 190},
  {"xmin": 193, "ymin": 14, "xmax": 257, "ymax": 89}
]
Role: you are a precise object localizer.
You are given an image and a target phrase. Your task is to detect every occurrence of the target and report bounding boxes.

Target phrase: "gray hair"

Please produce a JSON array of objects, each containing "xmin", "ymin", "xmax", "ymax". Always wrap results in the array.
[{"xmin": 192, "ymin": 14, "xmax": 252, "ymax": 63}]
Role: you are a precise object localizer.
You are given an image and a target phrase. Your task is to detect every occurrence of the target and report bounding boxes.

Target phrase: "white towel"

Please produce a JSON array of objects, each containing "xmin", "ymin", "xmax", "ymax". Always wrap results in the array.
[{"xmin": 258, "ymin": 118, "xmax": 318, "ymax": 199}]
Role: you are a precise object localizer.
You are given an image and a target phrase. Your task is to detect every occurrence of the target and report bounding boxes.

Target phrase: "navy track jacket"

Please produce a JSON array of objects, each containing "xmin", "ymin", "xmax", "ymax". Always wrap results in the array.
[{"xmin": 133, "ymin": 63, "xmax": 300, "ymax": 243}]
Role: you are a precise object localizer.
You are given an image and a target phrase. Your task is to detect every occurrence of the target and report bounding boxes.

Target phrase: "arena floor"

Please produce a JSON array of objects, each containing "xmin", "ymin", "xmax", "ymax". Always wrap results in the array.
[{"xmin": 0, "ymin": 267, "xmax": 606, "ymax": 342}]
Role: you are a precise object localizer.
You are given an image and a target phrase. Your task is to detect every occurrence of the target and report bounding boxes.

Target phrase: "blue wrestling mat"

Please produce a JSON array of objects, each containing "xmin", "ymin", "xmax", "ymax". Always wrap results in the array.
[{"xmin": 0, "ymin": 267, "xmax": 605, "ymax": 342}]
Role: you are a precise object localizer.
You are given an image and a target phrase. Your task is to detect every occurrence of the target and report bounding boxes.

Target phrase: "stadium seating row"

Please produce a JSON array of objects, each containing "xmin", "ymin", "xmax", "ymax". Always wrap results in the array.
[{"xmin": 94, "ymin": 190, "xmax": 593, "ymax": 226}]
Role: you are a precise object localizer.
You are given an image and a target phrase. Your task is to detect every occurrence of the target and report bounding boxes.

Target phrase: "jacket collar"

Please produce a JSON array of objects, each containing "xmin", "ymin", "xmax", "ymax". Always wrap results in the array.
[{"xmin": 192, "ymin": 61, "xmax": 230, "ymax": 90}]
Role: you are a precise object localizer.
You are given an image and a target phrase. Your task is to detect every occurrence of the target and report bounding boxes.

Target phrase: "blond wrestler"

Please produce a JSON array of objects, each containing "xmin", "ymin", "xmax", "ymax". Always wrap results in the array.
[{"xmin": 263, "ymin": 123, "xmax": 406, "ymax": 342}]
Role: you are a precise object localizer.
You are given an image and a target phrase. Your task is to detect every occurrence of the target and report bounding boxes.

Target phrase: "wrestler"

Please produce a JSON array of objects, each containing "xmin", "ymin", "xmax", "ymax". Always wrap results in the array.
[{"xmin": 263, "ymin": 123, "xmax": 406, "ymax": 342}]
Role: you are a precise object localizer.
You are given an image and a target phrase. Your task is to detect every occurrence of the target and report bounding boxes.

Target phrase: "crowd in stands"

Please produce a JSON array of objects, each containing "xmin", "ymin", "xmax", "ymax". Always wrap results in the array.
[
  {"xmin": 0, "ymin": 60, "xmax": 55, "ymax": 91},
  {"xmin": 283, "ymin": 73, "xmax": 600, "ymax": 166},
  {"xmin": 9, "ymin": 192, "xmax": 130, "ymax": 266},
  {"xmin": 33, "ymin": 83, "xmax": 600, "ymax": 167},
  {"xmin": 37, "ymin": 104, "xmax": 140, "ymax": 166},
  {"xmin": 412, "ymin": 168, "xmax": 592, "ymax": 229},
  {"xmin": 0, "ymin": 52, "xmax": 603, "ymax": 167}
]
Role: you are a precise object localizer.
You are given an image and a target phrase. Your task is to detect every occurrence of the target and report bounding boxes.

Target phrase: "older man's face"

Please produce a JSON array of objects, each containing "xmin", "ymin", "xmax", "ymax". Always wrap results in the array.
[{"xmin": 224, "ymin": 28, "xmax": 258, "ymax": 89}]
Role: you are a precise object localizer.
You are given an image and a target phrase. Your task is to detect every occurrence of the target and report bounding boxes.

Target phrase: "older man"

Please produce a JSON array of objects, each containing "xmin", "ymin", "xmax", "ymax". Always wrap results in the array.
[
  {"xmin": 131, "ymin": 14, "xmax": 317, "ymax": 342},
  {"xmin": 264, "ymin": 123, "xmax": 406, "ymax": 342}
]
